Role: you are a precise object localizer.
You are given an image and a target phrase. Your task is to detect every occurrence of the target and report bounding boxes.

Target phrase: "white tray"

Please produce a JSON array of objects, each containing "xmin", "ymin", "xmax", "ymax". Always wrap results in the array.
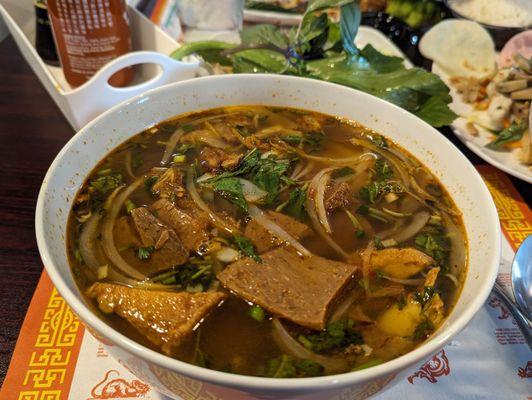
[{"xmin": 0, "ymin": 0, "xmax": 199, "ymax": 130}]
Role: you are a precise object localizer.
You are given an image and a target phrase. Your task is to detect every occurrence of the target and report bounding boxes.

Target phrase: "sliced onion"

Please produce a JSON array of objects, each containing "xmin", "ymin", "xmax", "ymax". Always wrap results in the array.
[
  {"xmin": 290, "ymin": 160, "xmax": 304, "ymax": 180},
  {"xmin": 388, "ymin": 211, "xmax": 430, "ymax": 243},
  {"xmin": 193, "ymin": 131, "xmax": 228, "ymax": 149},
  {"xmin": 161, "ymin": 127, "xmax": 184, "ymax": 165},
  {"xmin": 294, "ymin": 160, "xmax": 315, "ymax": 181},
  {"xmin": 79, "ymin": 211, "xmax": 104, "ymax": 270},
  {"xmin": 442, "ymin": 214, "xmax": 466, "ymax": 276},
  {"xmin": 272, "ymin": 318, "xmax": 348, "ymax": 374},
  {"xmin": 329, "ymin": 289, "xmax": 359, "ymax": 323},
  {"xmin": 349, "ymin": 138, "xmax": 411, "ymax": 187},
  {"xmin": 186, "ymin": 168, "xmax": 237, "ymax": 235},
  {"xmin": 239, "ymin": 178, "xmax": 267, "ymax": 203},
  {"xmin": 101, "ymin": 180, "xmax": 146, "ymax": 280},
  {"xmin": 305, "ymin": 186, "xmax": 350, "ymax": 260},
  {"xmin": 444, "ymin": 273, "xmax": 459, "ymax": 287},
  {"xmin": 382, "ymin": 275, "xmax": 424, "ymax": 286},
  {"xmin": 311, "ymin": 167, "xmax": 335, "ymax": 234},
  {"xmin": 125, "ymin": 150, "xmax": 136, "ymax": 180},
  {"xmin": 248, "ymin": 204, "xmax": 311, "ymax": 257}
]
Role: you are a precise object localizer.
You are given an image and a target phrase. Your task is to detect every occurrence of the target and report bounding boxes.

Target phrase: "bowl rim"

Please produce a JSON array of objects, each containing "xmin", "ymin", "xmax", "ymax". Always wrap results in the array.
[{"xmin": 35, "ymin": 74, "xmax": 501, "ymax": 391}]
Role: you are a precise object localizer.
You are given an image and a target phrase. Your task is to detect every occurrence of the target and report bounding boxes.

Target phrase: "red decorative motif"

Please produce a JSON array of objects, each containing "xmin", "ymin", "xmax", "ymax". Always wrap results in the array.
[
  {"xmin": 517, "ymin": 361, "xmax": 532, "ymax": 378},
  {"xmin": 488, "ymin": 295, "xmax": 510, "ymax": 320},
  {"xmin": 89, "ymin": 370, "xmax": 150, "ymax": 399},
  {"xmin": 408, "ymin": 349, "xmax": 451, "ymax": 384}
]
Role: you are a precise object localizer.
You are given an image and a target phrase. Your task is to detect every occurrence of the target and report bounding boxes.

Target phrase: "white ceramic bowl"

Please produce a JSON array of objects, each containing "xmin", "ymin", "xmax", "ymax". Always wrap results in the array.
[{"xmin": 35, "ymin": 75, "xmax": 501, "ymax": 400}]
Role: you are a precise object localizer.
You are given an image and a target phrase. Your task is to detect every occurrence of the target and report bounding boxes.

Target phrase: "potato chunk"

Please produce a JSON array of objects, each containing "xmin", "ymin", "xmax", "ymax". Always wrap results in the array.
[{"xmin": 377, "ymin": 300, "xmax": 423, "ymax": 337}]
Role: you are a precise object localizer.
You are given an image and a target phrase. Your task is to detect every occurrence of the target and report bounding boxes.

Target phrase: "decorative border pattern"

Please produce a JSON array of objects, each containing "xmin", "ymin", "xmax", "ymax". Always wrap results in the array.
[
  {"xmin": 0, "ymin": 274, "xmax": 84, "ymax": 400},
  {"xmin": 477, "ymin": 165, "xmax": 531, "ymax": 252}
]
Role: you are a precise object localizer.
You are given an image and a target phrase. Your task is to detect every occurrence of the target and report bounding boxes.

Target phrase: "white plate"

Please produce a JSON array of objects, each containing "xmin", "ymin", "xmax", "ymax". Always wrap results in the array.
[
  {"xmin": 244, "ymin": 8, "xmax": 303, "ymax": 25},
  {"xmin": 432, "ymin": 63, "xmax": 532, "ymax": 183}
]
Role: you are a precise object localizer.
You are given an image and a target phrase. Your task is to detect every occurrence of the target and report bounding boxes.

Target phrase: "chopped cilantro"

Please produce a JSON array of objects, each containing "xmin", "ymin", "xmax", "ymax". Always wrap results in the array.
[
  {"xmin": 375, "ymin": 159, "xmax": 393, "ymax": 181},
  {"xmin": 360, "ymin": 180, "xmax": 403, "ymax": 203},
  {"xmin": 144, "ymin": 175, "xmax": 158, "ymax": 194},
  {"xmin": 284, "ymin": 187, "xmax": 307, "ymax": 219},
  {"xmin": 90, "ymin": 172, "xmax": 122, "ymax": 194},
  {"xmin": 259, "ymin": 355, "xmax": 323, "ymax": 378},
  {"xmin": 370, "ymin": 135, "xmax": 388, "ymax": 148},
  {"xmin": 137, "ymin": 245, "xmax": 155, "ymax": 260},
  {"xmin": 414, "ymin": 286, "xmax": 436, "ymax": 306},
  {"xmin": 413, "ymin": 319, "xmax": 434, "ymax": 340},
  {"xmin": 415, "ymin": 232, "xmax": 450, "ymax": 269},
  {"xmin": 298, "ymin": 319, "xmax": 362, "ymax": 354},
  {"xmin": 234, "ymin": 235, "xmax": 262, "ymax": 262},
  {"xmin": 332, "ymin": 166, "xmax": 354, "ymax": 178}
]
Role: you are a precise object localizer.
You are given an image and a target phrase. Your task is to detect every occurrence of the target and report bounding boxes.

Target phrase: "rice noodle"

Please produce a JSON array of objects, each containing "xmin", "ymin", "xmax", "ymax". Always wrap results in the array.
[
  {"xmin": 248, "ymin": 204, "xmax": 311, "ymax": 257},
  {"xmin": 388, "ymin": 210, "xmax": 430, "ymax": 243},
  {"xmin": 271, "ymin": 318, "xmax": 349, "ymax": 374},
  {"xmin": 382, "ymin": 276, "xmax": 425, "ymax": 286},
  {"xmin": 186, "ymin": 168, "xmax": 238, "ymax": 235},
  {"xmin": 161, "ymin": 128, "xmax": 184, "ymax": 165},
  {"xmin": 101, "ymin": 180, "xmax": 146, "ymax": 280}
]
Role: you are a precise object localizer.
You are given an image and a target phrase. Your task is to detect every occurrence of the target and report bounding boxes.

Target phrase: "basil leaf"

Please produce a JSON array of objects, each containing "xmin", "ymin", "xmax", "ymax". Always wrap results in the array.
[
  {"xmin": 212, "ymin": 177, "xmax": 247, "ymax": 211},
  {"xmin": 241, "ymin": 24, "xmax": 289, "ymax": 48},
  {"xmin": 306, "ymin": 0, "xmax": 354, "ymax": 13},
  {"xmin": 251, "ymin": 158, "xmax": 290, "ymax": 204},
  {"xmin": 359, "ymin": 44, "xmax": 404, "ymax": 73},
  {"xmin": 170, "ymin": 41, "xmax": 234, "ymax": 61},
  {"xmin": 340, "ymin": 2, "xmax": 361, "ymax": 56}
]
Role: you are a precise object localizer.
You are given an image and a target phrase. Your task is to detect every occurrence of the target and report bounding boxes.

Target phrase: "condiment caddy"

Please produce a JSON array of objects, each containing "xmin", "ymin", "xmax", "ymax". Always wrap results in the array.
[{"xmin": 0, "ymin": 0, "xmax": 199, "ymax": 129}]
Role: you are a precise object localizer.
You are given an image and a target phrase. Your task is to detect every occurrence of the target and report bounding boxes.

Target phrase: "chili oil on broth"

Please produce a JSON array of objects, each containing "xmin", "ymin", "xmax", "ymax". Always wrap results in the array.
[{"xmin": 67, "ymin": 105, "xmax": 467, "ymax": 378}]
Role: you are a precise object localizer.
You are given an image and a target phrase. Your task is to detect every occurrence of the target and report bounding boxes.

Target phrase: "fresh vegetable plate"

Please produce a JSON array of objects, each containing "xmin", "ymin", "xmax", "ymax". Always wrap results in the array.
[{"xmin": 432, "ymin": 63, "xmax": 532, "ymax": 184}]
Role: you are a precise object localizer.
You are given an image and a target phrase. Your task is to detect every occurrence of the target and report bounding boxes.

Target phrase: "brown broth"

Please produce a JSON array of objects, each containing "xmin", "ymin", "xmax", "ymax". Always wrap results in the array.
[{"xmin": 67, "ymin": 106, "xmax": 467, "ymax": 377}]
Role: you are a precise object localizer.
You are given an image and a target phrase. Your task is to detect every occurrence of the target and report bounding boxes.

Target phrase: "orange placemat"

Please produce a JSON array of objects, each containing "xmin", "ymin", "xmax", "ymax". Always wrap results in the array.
[{"xmin": 1, "ymin": 165, "xmax": 530, "ymax": 400}]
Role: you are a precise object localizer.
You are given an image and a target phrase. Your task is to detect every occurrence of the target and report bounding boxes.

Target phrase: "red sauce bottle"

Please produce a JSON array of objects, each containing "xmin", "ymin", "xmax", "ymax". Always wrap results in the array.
[{"xmin": 47, "ymin": 0, "xmax": 133, "ymax": 87}]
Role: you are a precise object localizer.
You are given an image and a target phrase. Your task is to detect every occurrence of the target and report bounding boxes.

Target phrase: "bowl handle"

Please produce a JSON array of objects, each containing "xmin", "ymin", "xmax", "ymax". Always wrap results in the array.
[{"xmin": 65, "ymin": 51, "xmax": 199, "ymax": 129}]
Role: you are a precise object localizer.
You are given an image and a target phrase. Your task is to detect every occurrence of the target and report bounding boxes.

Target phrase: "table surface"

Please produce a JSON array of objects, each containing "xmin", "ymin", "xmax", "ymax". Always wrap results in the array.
[{"xmin": 0, "ymin": 34, "xmax": 530, "ymax": 385}]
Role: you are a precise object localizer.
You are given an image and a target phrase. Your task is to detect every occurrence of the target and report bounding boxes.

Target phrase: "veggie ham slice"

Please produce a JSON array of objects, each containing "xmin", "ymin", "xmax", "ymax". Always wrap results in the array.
[
  {"xmin": 217, "ymin": 247, "xmax": 358, "ymax": 330},
  {"xmin": 130, "ymin": 207, "xmax": 189, "ymax": 271},
  {"xmin": 244, "ymin": 211, "xmax": 312, "ymax": 253},
  {"xmin": 86, "ymin": 283, "xmax": 226, "ymax": 354}
]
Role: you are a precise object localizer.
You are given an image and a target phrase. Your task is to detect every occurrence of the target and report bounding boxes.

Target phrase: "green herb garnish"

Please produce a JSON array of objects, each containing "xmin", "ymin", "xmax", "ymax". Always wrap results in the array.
[
  {"xmin": 234, "ymin": 235, "xmax": 262, "ymax": 262},
  {"xmin": 137, "ymin": 245, "xmax": 155, "ymax": 260},
  {"xmin": 212, "ymin": 177, "xmax": 247, "ymax": 211},
  {"xmin": 170, "ymin": 1, "xmax": 456, "ymax": 128}
]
